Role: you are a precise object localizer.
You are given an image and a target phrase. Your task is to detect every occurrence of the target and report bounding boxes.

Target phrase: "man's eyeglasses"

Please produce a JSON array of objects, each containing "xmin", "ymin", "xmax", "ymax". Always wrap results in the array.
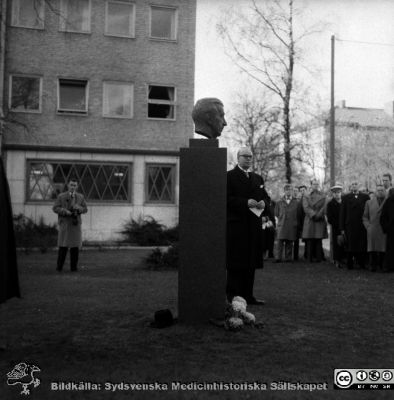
[{"xmin": 240, "ymin": 155, "xmax": 252, "ymax": 159}]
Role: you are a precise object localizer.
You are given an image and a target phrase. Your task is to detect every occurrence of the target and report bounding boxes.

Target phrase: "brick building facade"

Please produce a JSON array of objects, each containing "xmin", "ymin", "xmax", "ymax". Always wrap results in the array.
[{"xmin": 0, "ymin": 0, "xmax": 196, "ymax": 241}]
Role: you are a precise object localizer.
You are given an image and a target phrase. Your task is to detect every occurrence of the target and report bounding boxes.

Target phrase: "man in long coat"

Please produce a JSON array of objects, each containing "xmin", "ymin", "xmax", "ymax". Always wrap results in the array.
[
  {"xmin": 340, "ymin": 181, "xmax": 369, "ymax": 269},
  {"xmin": 302, "ymin": 179, "xmax": 327, "ymax": 262},
  {"xmin": 226, "ymin": 147, "xmax": 270, "ymax": 305},
  {"xmin": 274, "ymin": 184, "xmax": 300, "ymax": 262},
  {"xmin": 379, "ymin": 190, "xmax": 394, "ymax": 272},
  {"xmin": 326, "ymin": 185, "xmax": 345, "ymax": 268},
  {"xmin": 362, "ymin": 184, "xmax": 386, "ymax": 271},
  {"xmin": 53, "ymin": 178, "xmax": 88, "ymax": 272}
]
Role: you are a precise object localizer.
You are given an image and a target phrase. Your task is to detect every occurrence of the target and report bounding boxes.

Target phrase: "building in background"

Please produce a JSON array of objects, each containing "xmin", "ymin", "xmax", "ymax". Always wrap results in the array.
[
  {"xmin": 326, "ymin": 100, "xmax": 394, "ymax": 191},
  {"xmin": 0, "ymin": 0, "xmax": 196, "ymax": 241}
]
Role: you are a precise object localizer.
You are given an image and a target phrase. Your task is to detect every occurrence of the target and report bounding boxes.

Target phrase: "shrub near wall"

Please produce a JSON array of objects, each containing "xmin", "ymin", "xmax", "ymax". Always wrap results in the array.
[
  {"xmin": 13, "ymin": 214, "xmax": 58, "ymax": 253},
  {"xmin": 120, "ymin": 216, "xmax": 179, "ymax": 246}
]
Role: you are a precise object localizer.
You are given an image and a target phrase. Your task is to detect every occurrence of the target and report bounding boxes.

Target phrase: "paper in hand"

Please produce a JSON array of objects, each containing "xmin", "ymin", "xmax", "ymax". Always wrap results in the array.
[{"xmin": 249, "ymin": 207, "xmax": 264, "ymax": 217}]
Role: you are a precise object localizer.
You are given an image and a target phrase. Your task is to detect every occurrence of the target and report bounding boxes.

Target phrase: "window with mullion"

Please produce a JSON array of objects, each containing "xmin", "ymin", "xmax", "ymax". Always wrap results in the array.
[
  {"xmin": 27, "ymin": 161, "xmax": 131, "ymax": 202},
  {"xmin": 146, "ymin": 164, "xmax": 175, "ymax": 203},
  {"xmin": 148, "ymin": 85, "xmax": 176, "ymax": 120}
]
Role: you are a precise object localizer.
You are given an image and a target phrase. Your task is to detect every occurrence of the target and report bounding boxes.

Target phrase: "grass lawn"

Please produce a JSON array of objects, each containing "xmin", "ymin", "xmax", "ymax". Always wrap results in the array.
[{"xmin": 1, "ymin": 249, "xmax": 394, "ymax": 399}]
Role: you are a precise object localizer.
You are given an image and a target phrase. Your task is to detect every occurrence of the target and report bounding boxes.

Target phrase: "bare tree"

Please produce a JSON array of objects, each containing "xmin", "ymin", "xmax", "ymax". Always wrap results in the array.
[
  {"xmin": 217, "ymin": 0, "xmax": 324, "ymax": 183},
  {"xmin": 224, "ymin": 93, "xmax": 284, "ymax": 185}
]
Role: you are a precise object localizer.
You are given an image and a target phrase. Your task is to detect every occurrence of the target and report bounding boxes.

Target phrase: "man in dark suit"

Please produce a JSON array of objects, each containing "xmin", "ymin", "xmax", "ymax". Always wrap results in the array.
[
  {"xmin": 53, "ymin": 178, "xmax": 88, "ymax": 272},
  {"xmin": 226, "ymin": 147, "xmax": 270, "ymax": 305},
  {"xmin": 340, "ymin": 181, "xmax": 369, "ymax": 269}
]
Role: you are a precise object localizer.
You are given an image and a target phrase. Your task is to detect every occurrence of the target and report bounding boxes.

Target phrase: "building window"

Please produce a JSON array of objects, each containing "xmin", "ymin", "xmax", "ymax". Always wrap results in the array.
[
  {"xmin": 148, "ymin": 85, "xmax": 175, "ymax": 120},
  {"xmin": 105, "ymin": 1, "xmax": 135, "ymax": 37},
  {"xmin": 103, "ymin": 81, "xmax": 134, "ymax": 118},
  {"xmin": 9, "ymin": 75, "xmax": 42, "ymax": 113},
  {"xmin": 58, "ymin": 79, "xmax": 88, "ymax": 115},
  {"xmin": 11, "ymin": 0, "xmax": 45, "ymax": 29},
  {"xmin": 27, "ymin": 161, "xmax": 131, "ymax": 202},
  {"xmin": 59, "ymin": 0, "xmax": 91, "ymax": 33},
  {"xmin": 146, "ymin": 164, "xmax": 175, "ymax": 203},
  {"xmin": 150, "ymin": 5, "xmax": 177, "ymax": 40}
]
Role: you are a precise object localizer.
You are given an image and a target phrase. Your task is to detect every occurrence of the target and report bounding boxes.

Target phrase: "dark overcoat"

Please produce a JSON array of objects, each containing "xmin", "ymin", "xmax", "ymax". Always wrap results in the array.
[
  {"xmin": 340, "ymin": 192, "xmax": 369, "ymax": 252},
  {"xmin": 226, "ymin": 166, "xmax": 269, "ymax": 271},
  {"xmin": 53, "ymin": 192, "xmax": 88, "ymax": 248},
  {"xmin": 326, "ymin": 198, "xmax": 345, "ymax": 261},
  {"xmin": 0, "ymin": 158, "xmax": 20, "ymax": 304},
  {"xmin": 380, "ymin": 195, "xmax": 394, "ymax": 270},
  {"xmin": 326, "ymin": 198, "xmax": 341, "ymax": 235},
  {"xmin": 362, "ymin": 197, "xmax": 386, "ymax": 252},
  {"xmin": 275, "ymin": 197, "xmax": 300, "ymax": 240}
]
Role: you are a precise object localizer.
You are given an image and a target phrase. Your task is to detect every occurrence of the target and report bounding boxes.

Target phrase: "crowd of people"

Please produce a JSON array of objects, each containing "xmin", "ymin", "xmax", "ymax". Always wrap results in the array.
[
  {"xmin": 261, "ymin": 173, "xmax": 394, "ymax": 273},
  {"xmin": 226, "ymin": 146, "xmax": 394, "ymax": 305}
]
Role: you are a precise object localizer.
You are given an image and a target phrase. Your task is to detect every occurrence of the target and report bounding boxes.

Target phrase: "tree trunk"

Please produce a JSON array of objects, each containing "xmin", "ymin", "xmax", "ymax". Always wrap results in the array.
[{"xmin": 283, "ymin": 0, "xmax": 294, "ymax": 183}]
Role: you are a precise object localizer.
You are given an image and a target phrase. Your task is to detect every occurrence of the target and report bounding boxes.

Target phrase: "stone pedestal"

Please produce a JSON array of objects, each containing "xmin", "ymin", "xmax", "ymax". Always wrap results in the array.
[{"xmin": 178, "ymin": 139, "xmax": 227, "ymax": 323}]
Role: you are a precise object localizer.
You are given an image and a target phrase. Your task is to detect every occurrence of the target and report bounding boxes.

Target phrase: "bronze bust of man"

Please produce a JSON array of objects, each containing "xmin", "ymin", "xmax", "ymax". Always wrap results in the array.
[{"xmin": 191, "ymin": 98, "xmax": 227, "ymax": 139}]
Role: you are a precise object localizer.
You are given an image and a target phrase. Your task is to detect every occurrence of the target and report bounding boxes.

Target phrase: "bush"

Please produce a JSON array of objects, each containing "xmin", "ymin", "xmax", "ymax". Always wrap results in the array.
[
  {"xmin": 13, "ymin": 214, "xmax": 58, "ymax": 253},
  {"xmin": 146, "ymin": 244, "xmax": 179, "ymax": 269},
  {"xmin": 119, "ymin": 215, "xmax": 178, "ymax": 246}
]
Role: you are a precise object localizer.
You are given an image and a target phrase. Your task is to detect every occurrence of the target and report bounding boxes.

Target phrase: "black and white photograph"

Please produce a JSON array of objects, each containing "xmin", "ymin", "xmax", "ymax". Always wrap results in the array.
[{"xmin": 1, "ymin": 0, "xmax": 394, "ymax": 398}]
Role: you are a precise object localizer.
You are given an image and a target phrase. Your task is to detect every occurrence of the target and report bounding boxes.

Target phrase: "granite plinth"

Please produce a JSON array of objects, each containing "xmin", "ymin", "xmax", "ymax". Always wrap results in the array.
[{"xmin": 178, "ymin": 141, "xmax": 227, "ymax": 323}]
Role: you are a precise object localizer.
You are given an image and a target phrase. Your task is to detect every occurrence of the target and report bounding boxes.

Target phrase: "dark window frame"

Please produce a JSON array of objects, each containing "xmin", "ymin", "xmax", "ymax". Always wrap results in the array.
[{"xmin": 57, "ymin": 78, "xmax": 89, "ymax": 115}]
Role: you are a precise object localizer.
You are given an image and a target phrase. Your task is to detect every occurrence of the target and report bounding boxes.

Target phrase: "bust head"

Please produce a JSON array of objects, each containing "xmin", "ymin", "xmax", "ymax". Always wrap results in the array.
[{"xmin": 191, "ymin": 98, "xmax": 226, "ymax": 139}]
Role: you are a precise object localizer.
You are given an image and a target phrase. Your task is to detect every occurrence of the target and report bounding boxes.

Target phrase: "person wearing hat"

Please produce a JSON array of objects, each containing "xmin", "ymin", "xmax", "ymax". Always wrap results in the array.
[
  {"xmin": 340, "ymin": 181, "xmax": 369, "ymax": 269},
  {"xmin": 326, "ymin": 184, "xmax": 345, "ymax": 268}
]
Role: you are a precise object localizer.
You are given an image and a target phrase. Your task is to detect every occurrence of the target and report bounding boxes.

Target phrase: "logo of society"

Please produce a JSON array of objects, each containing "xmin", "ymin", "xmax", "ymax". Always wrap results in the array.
[{"xmin": 6, "ymin": 362, "xmax": 41, "ymax": 395}]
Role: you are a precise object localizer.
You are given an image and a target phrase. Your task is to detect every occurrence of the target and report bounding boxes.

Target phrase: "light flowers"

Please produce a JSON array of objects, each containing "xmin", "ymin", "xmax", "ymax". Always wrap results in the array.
[{"xmin": 224, "ymin": 296, "xmax": 256, "ymax": 330}]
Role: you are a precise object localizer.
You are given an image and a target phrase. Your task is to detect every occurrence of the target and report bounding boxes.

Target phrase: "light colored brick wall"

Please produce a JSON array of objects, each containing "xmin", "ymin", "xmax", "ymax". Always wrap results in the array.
[
  {"xmin": 7, "ymin": 149, "xmax": 179, "ymax": 241},
  {"xmin": 3, "ymin": 0, "xmax": 196, "ymax": 151}
]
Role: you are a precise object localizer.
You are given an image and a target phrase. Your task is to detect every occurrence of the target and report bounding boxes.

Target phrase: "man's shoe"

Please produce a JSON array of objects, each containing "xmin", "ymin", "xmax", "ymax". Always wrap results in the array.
[
  {"xmin": 56, "ymin": 267, "xmax": 62, "ymax": 272},
  {"xmin": 274, "ymin": 259, "xmax": 282, "ymax": 263},
  {"xmin": 247, "ymin": 298, "xmax": 265, "ymax": 306}
]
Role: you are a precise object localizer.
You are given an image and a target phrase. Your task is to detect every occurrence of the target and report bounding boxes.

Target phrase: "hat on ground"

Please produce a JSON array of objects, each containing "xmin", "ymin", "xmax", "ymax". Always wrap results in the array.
[
  {"xmin": 331, "ymin": 184, "xmax": 343, "ymax": 192},
  {"xmin": 150, "ymin": 309, "xmax": 176, "ymax": 329}
]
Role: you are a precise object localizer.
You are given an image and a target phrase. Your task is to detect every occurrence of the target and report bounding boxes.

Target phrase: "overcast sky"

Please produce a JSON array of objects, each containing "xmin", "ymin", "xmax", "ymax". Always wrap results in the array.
[{"xmin": 195, "ymin": 0, "xmax": 394, "ymax": 110}]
